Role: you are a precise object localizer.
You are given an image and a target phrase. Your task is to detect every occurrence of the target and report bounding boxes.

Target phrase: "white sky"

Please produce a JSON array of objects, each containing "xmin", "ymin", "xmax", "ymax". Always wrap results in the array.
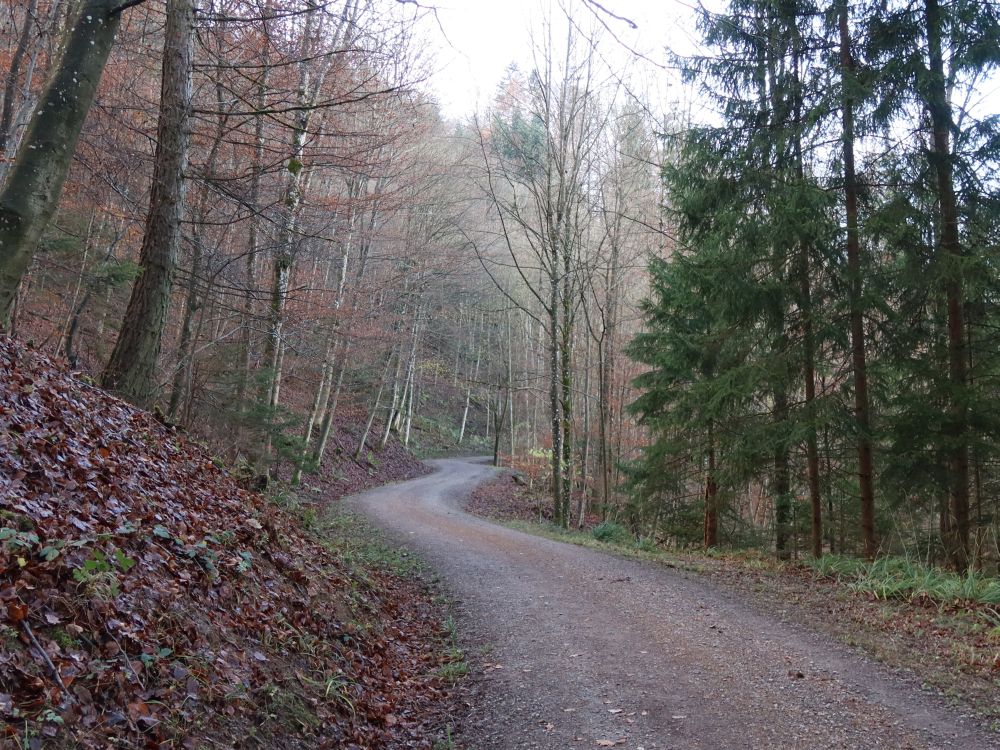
[
  {"xmin": 414, "ymin": 0, "xmax": 999, "ymax": 127},
  {"xmin": 417, "ymin": 0, "xmax": 704, "ymax": 120}
]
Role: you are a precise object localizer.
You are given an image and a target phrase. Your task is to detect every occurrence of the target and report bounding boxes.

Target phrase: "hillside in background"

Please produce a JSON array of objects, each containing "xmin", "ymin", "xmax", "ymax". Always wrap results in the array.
[{"xmin": 0, "ymin": 336, "xmax": 456, "ymax": 748}]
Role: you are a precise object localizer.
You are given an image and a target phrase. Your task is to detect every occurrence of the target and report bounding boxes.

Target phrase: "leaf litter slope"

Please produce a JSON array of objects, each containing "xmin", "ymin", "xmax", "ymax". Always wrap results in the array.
[
  {"xmin": 0, "ymin": 337, "xmax": 449, "ymax": 748},
  {"xmin": 352, "ymin": 458, "xmax": 998, "ymax": 750}
]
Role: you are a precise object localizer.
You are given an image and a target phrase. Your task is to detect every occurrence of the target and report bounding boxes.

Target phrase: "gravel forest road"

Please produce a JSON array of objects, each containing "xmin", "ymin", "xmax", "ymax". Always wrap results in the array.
[{"xmin": 348, "ymin": 458, "xmax": 996, "ymax": 750}]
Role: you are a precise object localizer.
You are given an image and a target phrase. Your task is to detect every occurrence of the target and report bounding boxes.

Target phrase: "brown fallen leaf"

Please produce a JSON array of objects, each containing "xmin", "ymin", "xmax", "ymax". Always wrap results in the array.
[{"xmin": 6, "ymin": 602, "xmax": 27, "ymax": 623}]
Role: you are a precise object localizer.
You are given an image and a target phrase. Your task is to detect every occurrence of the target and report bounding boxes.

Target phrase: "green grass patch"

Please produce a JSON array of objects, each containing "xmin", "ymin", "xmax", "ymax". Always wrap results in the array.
[
  {"xmin": 591, "ymin": 520, "xmax": 631, "ymax": 545},
  {"xmin": 436, "ymin": 657, "xmax": 469, "ymax": 682},
  {"xmin": 319, "ymin": 508, "xmax": 428, "ymax": 579},
  {"xmin": 273, "ymin": 482, "xmax": 428, "ymax": 581},
  {"xmin": 805, "ymin": 554, "xmax": 1000, "ymax": 607}
]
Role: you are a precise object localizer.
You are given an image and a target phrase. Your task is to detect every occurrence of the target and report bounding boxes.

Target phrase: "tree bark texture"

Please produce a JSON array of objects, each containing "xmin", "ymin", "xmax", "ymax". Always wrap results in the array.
[
  {"xmin": 0, "ymin": 0, "xmax": 122, "ymax": 327},
  {"xmin": 102, "ymin": 0, "xmax": 194, "ymax": 405},
  {"xmin": 924, "ymin": 0, "xmax": 970, "ymax": 571},
  {"xmin": 839, "ymin": 1, "xmax": 877, "ymax": 559},
  {"xmin": 704, "ymin": 422, "xmax": 718, "ymax": 548}
]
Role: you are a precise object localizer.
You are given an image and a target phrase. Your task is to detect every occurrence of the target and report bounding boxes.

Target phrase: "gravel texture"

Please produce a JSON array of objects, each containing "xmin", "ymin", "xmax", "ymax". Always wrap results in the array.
[{"xmin": 348, "ymin": 458, "xmax": 997, "ymax": 750}]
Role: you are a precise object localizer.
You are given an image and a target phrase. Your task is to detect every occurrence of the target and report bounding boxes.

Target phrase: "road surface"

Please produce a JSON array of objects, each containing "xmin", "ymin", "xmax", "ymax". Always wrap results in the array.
[{"xmin": 348, "ymin": 457, "xmax": 995, "ymax": 749}]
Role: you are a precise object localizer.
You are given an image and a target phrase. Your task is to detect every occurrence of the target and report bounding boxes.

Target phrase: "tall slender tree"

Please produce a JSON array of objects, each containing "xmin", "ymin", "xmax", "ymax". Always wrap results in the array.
[{"xmin": 0, "ymin": 0, "xmax": 129, "ymax": 326}]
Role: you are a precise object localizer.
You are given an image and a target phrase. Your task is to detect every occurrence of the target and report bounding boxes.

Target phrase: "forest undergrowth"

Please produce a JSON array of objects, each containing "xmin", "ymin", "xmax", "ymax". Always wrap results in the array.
[{"xmin": 467, "ymin": 474, "xmax": 1000, "ymax": 725}]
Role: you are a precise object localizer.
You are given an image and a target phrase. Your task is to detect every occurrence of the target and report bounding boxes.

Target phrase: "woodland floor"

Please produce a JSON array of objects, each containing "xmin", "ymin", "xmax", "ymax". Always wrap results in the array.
[
  {"xmin": 351, "ymin": 459, "xmax": 999, "ymax": 749},
  {"xmin": 0, "ymin": 337, "xmax": 459, "ymax": 748}
]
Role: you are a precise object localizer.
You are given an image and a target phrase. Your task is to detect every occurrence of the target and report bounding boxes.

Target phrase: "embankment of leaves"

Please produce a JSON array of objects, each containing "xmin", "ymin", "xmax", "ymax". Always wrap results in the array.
[
  {"xmin": 463, "ymin": 472, "xmax": 549, "ymax": 523},
  {"xmin": 0, "ymin": 337, "xmax": 457, "ymax": 748},
  {"xmin": 299, "ymin": 410, "xmax": 430, "ymax": 501}
]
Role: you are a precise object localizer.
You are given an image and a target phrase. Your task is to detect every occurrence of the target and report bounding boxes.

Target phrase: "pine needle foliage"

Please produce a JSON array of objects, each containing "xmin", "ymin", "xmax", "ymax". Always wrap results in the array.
[{"xmin": 628, "ymin": 0, "xmax": 1000, "ymax": 570}]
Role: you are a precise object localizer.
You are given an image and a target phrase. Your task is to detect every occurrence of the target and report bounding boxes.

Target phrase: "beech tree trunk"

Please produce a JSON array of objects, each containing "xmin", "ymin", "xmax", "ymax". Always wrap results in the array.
[
  {"xmin": 356, "ymin": 351, "xmax": 394, "ymax": 461},
  {"xmin": 313, "ymin": 345, "xmax": 349, "ymax": 466},
  {"xmin": 549, "ymin": 291, "xmax": 564, "ymax": 526},
  {"xmin": 102, "ymin": 0, "xmax": 193, "ymax": 405},
  {"xmin": 0, "ymin": 0, "xmax": 123, "ymax": 327},
  {"xmin": 0, "ymin": 0, "xmax": 38, "ymax": 161},
  {"xmin": 560, "ymin": 257, "xmax": 574, "ymax": 524},
  {"xmin": 380, "ymin": 332, "xmax": 406, "ymax": 448},
  {"xmin": 578, "ymin": 334, "xmax": 591, "ymax": 528},
  {"xmin": 237, "ymin": 64, "xmax": 269, "ymax": 409}
]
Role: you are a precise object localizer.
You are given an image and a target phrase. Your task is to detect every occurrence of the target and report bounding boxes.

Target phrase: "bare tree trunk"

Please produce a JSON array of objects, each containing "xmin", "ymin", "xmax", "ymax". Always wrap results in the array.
[
  {"xmin": 0, "ymin": 0, "xmax": 123, "ymax": 326},
  {"xmin": 0, "ymin": 0, "xmax": 54, "ymax": 188},
  {"xmin": 704, "ymin": 421, "xmax": 718, "ymax": 548},
  {"xmin": 492, "ymin": 378, "xmax": 507, "ymax": 467},
  {"xmin": 313, "ymin": 342, "xmax": 350, "ymax": 466},
  {"xmin": 380, "ymin": 332, "xmax": 406, "ymax": 448},
  {"xmin": 924, "ymin": 0, "xmax": 969, "ymax": 571},
  {"xmin": 458, "ymin": 336, "xmax": 481, "ymax": 444},
  {"xmin": 403, "ymin": 349, "xmax": 417, "ymax": 447},
  {"xmin": 291, "ymin": 335, "xmax": 336, "ymax": 484},
  {"xmin": 58, "ymin": 209, "xmax": 98, "ymax": 354},
  {"xmin": 774, "ymin": 388, "xmax": 792, "ymax": 559},
  {"xmin": 62, "ymin": 217, "xmax": 126, "ymax": 366},
  {"xmin": 839, "ymin": 1, "xmax": 877, "ymax": 559},
  {"xmin": 263, "ymin": 16, "xmax": 318, "ymax": 419},
  {"xmin": 102, "ymin": 0, "xmax": 193, "ymax": 405},
  {"xmin": 549, "ymin": 300, "xmax": 564, "ymax": 526},
  {"xmin": 526, "ymin": 316, "xmax": 538, "ymax": 444},
  {"xmin": 507, "ymin": 309, "xmax": 515, "ymax": 459},
  {"xmin": 261, "ymin": 4, "xmax": 356, "ymax": 423},
  {"xmin": 397, "ymin": 306, "xmax": 421, "ymax": 443},
  {"xmin": 802, "ymin": 266, "xmax": 822, "ymax": 558},
  {"xmin": 237, "ymin": 64, "xmax": 269, "ymax": 409},
  {"xmin": 167, "ymin": 238, "xmax": 201, "ymax": 421},
  {"xmin": 578, "ymin": 333, "xmax": 591, "ymax": 529},
  {"xmin": 168, "ymin": 84, "xmax": 229, "ymax": 423},
  {"xmin": 560, "ymin": 287, "xmax": 573, "ymax": 525},
  {"xmin": 356, "ymin": 351, "xmax": 394, "ymax": 461},
  {"xmin": 789, "ymin": 20, "xmax": 823, "ymax": 559},
  {"xmin": 0, "ymin": 0, "xmax": 39, "ymax": 166}
]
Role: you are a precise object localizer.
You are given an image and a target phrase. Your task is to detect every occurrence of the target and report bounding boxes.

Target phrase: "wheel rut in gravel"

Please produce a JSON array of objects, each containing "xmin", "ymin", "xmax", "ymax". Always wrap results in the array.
[{"xmin": 348, "ymin": 457, "xmax": 996, "ymax": 750}]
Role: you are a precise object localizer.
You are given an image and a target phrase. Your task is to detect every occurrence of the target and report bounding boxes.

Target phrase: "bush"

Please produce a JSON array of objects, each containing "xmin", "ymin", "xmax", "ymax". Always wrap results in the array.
[
  {"xmin": 634, "ymin": 537, "xmax": 659, "ymax": 553},
  {"xmin": 592, "ymin": 521, "xmax": 632, "ymax": 545}
]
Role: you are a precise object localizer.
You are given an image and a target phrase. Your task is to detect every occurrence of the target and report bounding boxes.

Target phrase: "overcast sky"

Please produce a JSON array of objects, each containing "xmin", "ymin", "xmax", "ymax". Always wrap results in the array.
[
  {"xmin": 415, "ymin": 0, "xmax": 703, "ymax": 120},
  {"xmin": 412, "ymin": 0, "xmax": 999, "ymax": 128}
]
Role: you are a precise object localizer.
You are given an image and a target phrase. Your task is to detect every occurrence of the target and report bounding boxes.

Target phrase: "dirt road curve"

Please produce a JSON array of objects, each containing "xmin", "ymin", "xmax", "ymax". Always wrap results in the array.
[{"xmin": 348, "ymin": 458, "xmax": 996, "ymax": 750}]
